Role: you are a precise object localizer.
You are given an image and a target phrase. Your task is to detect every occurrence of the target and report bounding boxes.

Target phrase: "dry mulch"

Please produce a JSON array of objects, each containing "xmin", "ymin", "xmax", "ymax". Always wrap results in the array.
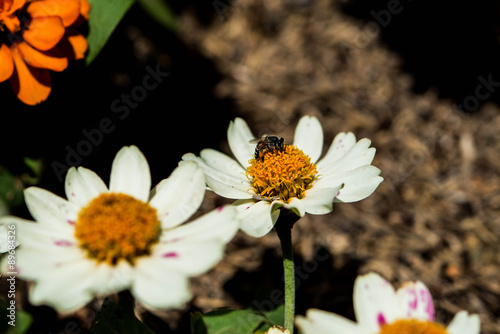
[{"xmin": 176, "ymin": 0, "xmax": 500, "ymax": 333}]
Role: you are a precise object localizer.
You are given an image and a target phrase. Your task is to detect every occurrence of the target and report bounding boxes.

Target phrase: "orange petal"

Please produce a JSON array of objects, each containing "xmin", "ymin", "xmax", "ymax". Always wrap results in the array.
[
  {"xmin": 2, "ymin": 15, "xmax": 21, "ymax": 33},
  {"xmin": 64, "ymin": 31, "xmax": 87, "ymax": 59},
  {"xmin": 3, "ymin": 0, "xmax": 25, "ymax": 15},
  {"xmin": 79, "ymin": 0, "xmax": 90, "ymax": 20},
  {"xmin": 27, "ymin": 0, "xmax": 80, "ymax": 27},
  {"xmin": 17, "ymin": 41, "xmax": 67, "ymax": 71},
  {"xmin": 0, "ymin": 44, "xmax": 14, "ymax": 82},
  {"xmin": 10, "ymin": 44, "xmax": 51, "ymax": 105},
  {"xmin": 23, "ymin": 16, "xmax": 65, "ymax": 51}
]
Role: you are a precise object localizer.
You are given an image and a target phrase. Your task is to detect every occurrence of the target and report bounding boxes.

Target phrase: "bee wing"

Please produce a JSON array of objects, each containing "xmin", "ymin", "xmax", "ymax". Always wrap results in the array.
[{"xmin": 249, "ymin": 134, "xmax": 270, "ymax": 144}]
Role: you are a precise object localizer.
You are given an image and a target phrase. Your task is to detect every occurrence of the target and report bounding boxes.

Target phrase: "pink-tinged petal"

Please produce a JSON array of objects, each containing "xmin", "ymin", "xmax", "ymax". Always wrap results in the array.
[
  {"xmin": 23, "ymin": 186, "xmax": 78, "ymax": 232},
  {"xmin": 353, "ymin": 272, "xmax": 400, "ymax": 331},
  {"xmin": 396, "ymin": 280, "xmax": 435, "ymax": 321},
  {"xmin": 53, "ymin": 239, "xmax": 74, "ymax": 247},
  {"xmin": 162, "ymin": 252, "xmax": 178, "ymax": 258},
  {"xmin": 152, "ymin": 240, "xmax": 225, "ymax": 276}
]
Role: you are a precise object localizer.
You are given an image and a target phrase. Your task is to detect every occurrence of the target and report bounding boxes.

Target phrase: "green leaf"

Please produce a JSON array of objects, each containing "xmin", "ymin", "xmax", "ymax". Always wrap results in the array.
[
  {"xmin": 137, "ymin": 0, "xmax": 178, "ymax": 32},
  {"xmin": 254, "ymin": 304, "xmax": 285, "ymax": 333},
  {"xmin": 191, "ymin": 308, "xmax": 266, "ymax": 334},
  {"xmin": 262, "ymin": 304, "xmax": 285, "ymax": 328},
  {"xmin": 0, "ymin": 167, "xmax": 24, "ymax": 208},
  {"xmin": 0, "ymin": 298, "xmax": 33, "ymax": 334},
  {"xmin": 90, "ymin": 296, "xmax": 154, "ymax": 334},
  {"xmin": 85, "ymin": 0, "xmax": 135, "ymax": 65}
]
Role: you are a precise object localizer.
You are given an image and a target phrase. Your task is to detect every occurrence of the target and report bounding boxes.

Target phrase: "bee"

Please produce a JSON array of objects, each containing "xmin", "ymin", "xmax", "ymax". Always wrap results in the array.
[{"xmin": 249, "ymin": 135, "xmax": 286, "ymax": 161}]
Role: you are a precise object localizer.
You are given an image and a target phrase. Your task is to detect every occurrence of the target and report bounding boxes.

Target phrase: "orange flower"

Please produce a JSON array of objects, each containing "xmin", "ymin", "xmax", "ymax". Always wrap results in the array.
[{"xmin": 0, "ymin": 0, "xmax": 90, "ymax": 105}]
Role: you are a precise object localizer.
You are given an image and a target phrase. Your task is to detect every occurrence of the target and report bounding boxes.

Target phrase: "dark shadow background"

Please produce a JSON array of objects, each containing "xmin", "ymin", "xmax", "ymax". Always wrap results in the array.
[{"xmin": 340, "ymin": 0, "xmax": 500, "ymax": 109}]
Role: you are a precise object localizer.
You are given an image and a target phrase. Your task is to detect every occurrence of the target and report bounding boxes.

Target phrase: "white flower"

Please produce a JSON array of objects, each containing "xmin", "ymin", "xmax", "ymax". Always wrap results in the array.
[
  {"xmin": 182, "ymin": 116, "xmax": 383, "ymax": 237},
  {"xmin": 0, "ymin": 221, "xmax": 19, "ymax": 253},
  {"xmin": 295, "ymin": 272, "xmax": 480, "ymax": 334},
  {"xmin": 0, "ymin": 146, "xmax": 239, "ymax": 313},
  {"xmin": 266, "ymin": 325, "xmax": 291, "ymax": 334}
]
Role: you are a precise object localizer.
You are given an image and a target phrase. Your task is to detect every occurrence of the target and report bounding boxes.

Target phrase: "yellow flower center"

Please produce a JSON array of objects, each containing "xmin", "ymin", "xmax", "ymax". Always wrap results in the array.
[
  {"xmin": 379, "ymin": 319, "xmax": 448, "ymax": 334},
  {"xmin": 74, "ymin": 193, "xmax": 161, "ymax": 265},
  {"xmin": 246, "ymin": 145, "xmax": 318, "ymax": 202}
]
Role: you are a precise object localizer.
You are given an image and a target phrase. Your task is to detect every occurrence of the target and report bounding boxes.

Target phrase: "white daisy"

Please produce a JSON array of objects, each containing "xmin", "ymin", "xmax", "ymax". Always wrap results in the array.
[
  {"xmin": 295, "ymin": 272, "xmax": 480, "ymax": 334},
  {"xmin": 0, "ymin": 146, "xmax": 239, "ymax": 313},
  {"xmin": 182, "ymin": 116, "xmax": 383, "ymax": 237}
]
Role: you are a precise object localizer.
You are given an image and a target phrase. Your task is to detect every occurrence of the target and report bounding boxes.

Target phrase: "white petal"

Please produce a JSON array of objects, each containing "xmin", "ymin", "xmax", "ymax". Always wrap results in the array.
[
  {"xmin": 14, "ymin": 219, "xmax": 76, "ymax": 251},
  {"xmin": 0, "ymin": 217, "xmax": 22, "ymax": 252},
  {"xmin": 316, "ymin": 165, "xmax": 383, "ymax": 203},
  {"xmin": 23, "ymin": 187, "xmax": 78, "ymax": 231},
  {"xmin": 16, "ymin": 245, "xmax": 86, "ymax": 281},
  {"xmin": 281, "ymin": 197, "xmax": 305, "ymax": 217},
  {"xmin": 316, "ymin": 132, "xmax": 357, "ymax": 167},
  {"xmin": 132, "ymin": 257, "xmax": 191, "ymax": 309},
  {"xmin": 91, "ymin": 261, "xmax": 134, "ymax": 296},
  {"xmin": 109, "ymin": 145, "xmax": 151, "ymax": 202},
  {"xmin": 200, "ymin": 148, "xmax": 248, "ymax": 178},
  {"xmin": 353, "ymin": 272, "xmax": 400, "ymax": 331},
  {"xmin": 29, "ymin": 258, "xmax": 96, "ymax": 312},
  {"xmin": 65, "ymin": 166, "xmax": 108, "ymax": 207},
  {"xmin": 317, "ymin": 138, "xmax": 376, "ymax": 174},
  {"xmin": 160, "ymin": 205, "xmax": 239, "ymax": 244},
  {"xmin": 227, "ymin": 117, "xmax": 256, "ymax": 168},
  {"xmin": 182, "ymin": 153, "xmax": 253, "ymax": 200},
  {"xmin": 447, "ymin": 311, "xmax": 481, "ymax": 334},
  {"xmin": 151, "ymin": 240, "xmax": 225, "ymax": 276},
  {"xmin": 150, "ymin": 161, "xmax": 205, "ymax": 229},
  {"xmin": 301, "ymin": 185, "xmax": 342, "ymax": 215},
  {"xmin": 396, "ymin": 280, "xmax": 435, "ymax": 321},
  {"xmin": 293, "ymin": 116, "xmax": 323, "ymax": 163},
  {"xmin": 295, "ymin": 309, "xmax": 364, "ymax": 334},
  {"xmin": 233, "ymin": 199, "xmax": 279, "ymax": 238}
]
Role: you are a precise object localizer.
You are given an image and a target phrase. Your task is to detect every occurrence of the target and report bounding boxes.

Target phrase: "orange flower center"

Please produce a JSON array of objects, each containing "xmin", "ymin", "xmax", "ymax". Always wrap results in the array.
[
  {"xmin": 74, "ymin": 193, "xmax": 161, "ymax": 265},
  {"xmin": 246, "ymin": 145, "xmax": 318, "ymax": 202},
  {"xmin": 379, "ymin": 319, "xmax": 448, "ymax": 334}
]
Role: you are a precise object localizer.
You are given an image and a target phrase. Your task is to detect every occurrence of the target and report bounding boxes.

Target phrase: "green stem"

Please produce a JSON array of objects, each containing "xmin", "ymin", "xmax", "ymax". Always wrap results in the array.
[{"xmin": 275, "ymin": 212, "xmax": 299, "ymax": 333}]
